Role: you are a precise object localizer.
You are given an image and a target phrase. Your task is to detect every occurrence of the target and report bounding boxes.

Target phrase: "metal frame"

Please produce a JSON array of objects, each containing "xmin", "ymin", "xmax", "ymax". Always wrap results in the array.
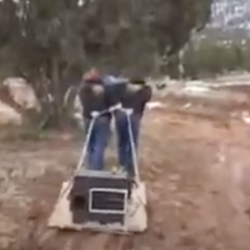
[
  {"xmin": 78, "ymin": 104, "xmax": 140, "ymax": 182},
  {"xmin": 89, "ymin": 188, "xmax": 128, "ymax": 214},
  {"xmin": 59, "ymin": 104, "xmax": 140, "ymax": 201}
]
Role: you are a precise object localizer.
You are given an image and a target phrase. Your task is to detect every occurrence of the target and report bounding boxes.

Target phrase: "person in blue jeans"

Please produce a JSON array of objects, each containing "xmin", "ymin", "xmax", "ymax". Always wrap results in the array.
[
  {"xmin": 79, "ymin": 69, "xmax": 111, "ymax": 170},
  {"xmin": 115, "ymin": 78, "xmax": 152, "ymax": 177}
]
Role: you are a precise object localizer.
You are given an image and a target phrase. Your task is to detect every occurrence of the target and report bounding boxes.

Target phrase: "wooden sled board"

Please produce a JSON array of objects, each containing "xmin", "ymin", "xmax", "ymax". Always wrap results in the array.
[{"xmin": 48, "ymin": 181, "xmax": 147, "ymax": 234}]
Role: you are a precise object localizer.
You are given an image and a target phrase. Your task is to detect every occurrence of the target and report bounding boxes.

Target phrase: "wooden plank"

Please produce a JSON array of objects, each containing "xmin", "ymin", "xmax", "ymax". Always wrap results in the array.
[{"xmin": 48, "ymin": 181, "xmax": 147, "ymax": 233}]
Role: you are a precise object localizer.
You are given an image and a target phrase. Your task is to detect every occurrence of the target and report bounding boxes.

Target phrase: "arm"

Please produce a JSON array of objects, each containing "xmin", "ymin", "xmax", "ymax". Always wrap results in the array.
[
  {"xmin": 137, "ymin": 86, "xmax": 152, "ymax": 116},
  {"xmin": 78, "ymin": 83, "xmax": 85, "ymax": 108},
  {"xmin": 103, "ymin": 75, "xmax": 129, "ymax": 86},
  {"xmin": 79, "ymin": 82, "xmax": 91, "ymax": 108},
  {"xmin": 143, "ymin": 86, "xmax": 152, "ymax": 103}
]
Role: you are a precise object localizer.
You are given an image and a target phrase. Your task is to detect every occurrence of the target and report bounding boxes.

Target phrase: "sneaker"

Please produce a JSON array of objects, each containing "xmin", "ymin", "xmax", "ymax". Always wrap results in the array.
[
  {"xmin": 111, "ymin": 166, "xmax": 127, "ymax": 175},
  {"xmin": 110, "ymin": 165, "xmax": 119, "ymax": 173}
]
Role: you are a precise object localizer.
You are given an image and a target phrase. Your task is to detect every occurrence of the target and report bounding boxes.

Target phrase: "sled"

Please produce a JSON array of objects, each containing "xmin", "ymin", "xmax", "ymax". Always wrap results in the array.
[{"xmin": 48, "ymin": 106, "xmax": 147, "ymax": 234}]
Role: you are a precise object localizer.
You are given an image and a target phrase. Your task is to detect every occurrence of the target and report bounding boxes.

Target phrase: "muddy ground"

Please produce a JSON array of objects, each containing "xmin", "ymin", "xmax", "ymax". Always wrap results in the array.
[{"xmin": 1, "ymin": 86, "xmax": 250, "ymax": 250}]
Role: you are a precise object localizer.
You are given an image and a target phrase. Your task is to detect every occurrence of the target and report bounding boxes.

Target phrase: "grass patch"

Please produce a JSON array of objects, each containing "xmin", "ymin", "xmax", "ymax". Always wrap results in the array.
[{"xmin": 0, "ymin": 125, "xmax": 52, "ymax": 143}]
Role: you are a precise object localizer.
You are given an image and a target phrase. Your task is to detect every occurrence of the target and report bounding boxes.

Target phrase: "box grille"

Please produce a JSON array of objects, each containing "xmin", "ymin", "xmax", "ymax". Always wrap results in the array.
[{"xmin": 89, "ymin": 188, "xmax": 128, "ymax": 214}]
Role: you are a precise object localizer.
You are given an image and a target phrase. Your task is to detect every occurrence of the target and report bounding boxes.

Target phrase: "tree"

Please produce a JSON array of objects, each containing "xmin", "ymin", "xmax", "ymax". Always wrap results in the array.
[
  {"xmin": 0, "ymin": 0, "xmax": 213, "ymax": 126},
  {"xmin": 182, "ymin": 39, "xmax": 250, "ymax": 78}
]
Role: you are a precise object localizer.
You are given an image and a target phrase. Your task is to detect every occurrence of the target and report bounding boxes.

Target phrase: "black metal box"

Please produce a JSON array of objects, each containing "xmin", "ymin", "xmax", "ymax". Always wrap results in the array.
[{"xmin": 69, "ymin": 169, "xmax": 132, "ymax": 225}]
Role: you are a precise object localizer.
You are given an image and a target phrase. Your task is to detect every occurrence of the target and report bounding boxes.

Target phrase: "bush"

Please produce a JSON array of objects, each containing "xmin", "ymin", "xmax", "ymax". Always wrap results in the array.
[{"xmin": 183, "ymin": 39, "xmax": 250, "ymax": 77}]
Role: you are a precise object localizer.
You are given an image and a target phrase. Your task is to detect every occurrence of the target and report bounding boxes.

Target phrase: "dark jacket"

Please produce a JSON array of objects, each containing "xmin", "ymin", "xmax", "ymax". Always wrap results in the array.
[
  {"xmin": 102, "ymin": 76, "xmax": 128, "ymax": 108},
  {"xmin": 121, "ymin": 83, "xmax": 152, "ymax": 116},
  {"xmin": 79, "ymin": 79, "xmax": 110, "ymax": 119}
]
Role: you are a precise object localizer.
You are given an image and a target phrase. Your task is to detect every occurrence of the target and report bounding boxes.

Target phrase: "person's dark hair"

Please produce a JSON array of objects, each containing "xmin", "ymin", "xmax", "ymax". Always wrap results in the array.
[
  {"xmin": 82, "ymin": 68, "xmax": 101, "ymax": 82},
  {"xmin": 130, "ymin": 77, "xmax": 146, "ymax": 85}
]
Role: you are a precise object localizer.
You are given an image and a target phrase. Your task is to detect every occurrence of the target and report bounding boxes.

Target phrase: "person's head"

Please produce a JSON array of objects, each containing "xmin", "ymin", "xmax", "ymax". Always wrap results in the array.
[{"xmin": 82, "ymin": 67, "xmax": 100, "ymax": 82}]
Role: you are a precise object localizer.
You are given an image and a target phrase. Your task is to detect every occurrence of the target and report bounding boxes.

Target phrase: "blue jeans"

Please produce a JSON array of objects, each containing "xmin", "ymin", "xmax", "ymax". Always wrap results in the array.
[
  {"xmin": 115, "ymin": 111, "xmax": 141, "ymax": 177},
  {"xmin": 84, "ymin": 116, "xmax": 110, "ymax": 170}
]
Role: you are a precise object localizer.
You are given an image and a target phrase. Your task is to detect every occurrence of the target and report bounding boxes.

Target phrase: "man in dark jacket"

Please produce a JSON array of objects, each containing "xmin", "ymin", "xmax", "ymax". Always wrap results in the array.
[
  {"xmin": 79, "ymin": 70, "xmax": 111, "ymax": 170},
  {"xmin": 115, "ymin": 78, "xmax": 152, "ymax": 177},
  {"xmin": 103, "ymin": 75, "xmax": 128, "ymax": 111}
]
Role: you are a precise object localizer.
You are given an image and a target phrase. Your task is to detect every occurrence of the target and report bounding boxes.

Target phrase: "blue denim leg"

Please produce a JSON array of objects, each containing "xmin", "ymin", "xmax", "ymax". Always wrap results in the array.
[
  {"xmin": 84, "ymin": 117, "xmax": 110, "ymax": 170},
  {"xmin": 89, "ymin": 116, "xmax": 110, "ymax": 170},
  {"xmin": 84, "ymin": 119, "xmax": 94, "ymax": 169},
  {"xmin": 115, "ymin": 111, "xmax": 141, "ymax": 176},
  {"xmin": 115, "ymin": 111, "xmax": 129, "ymax": 169}
]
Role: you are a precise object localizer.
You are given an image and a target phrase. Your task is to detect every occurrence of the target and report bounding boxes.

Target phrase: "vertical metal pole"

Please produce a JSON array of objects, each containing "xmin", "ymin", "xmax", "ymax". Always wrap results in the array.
[{"xmin": 125, "ymin": 109, "xmax": 140, "ymax": 183}]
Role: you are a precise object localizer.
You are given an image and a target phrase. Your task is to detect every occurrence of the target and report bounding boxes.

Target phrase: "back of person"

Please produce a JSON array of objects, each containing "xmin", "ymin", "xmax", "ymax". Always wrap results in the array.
[
  {"xmin": 121, "ymin": 79, "xmax": 152, "ymax": 116},
  {"xmin": 79, "ymin": 79, "xmax": 110, "ymax": 120},
  {"xmin": 102, "ymin": 74, "xmax": 128, "ymax": 109}
]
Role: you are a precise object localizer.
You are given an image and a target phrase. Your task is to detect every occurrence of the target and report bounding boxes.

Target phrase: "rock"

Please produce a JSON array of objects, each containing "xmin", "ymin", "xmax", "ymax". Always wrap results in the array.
[
  {"xmin": 146, "ymin": 101, "xmax": 165, "ymax": 110},
  {"xmin": 27, "ymin": 200, "xmax": 46, "ymax": 221},
  {"xmin": 168, "ymin": 174, "xmax": 180, "ymax": 182},
  {"xmin": 0, "ymin": 77, "xmax": 41, "ymax": 126},
  {"xmin": 171, "ymin": 201, "xmax": 182, "ymax": 208},
  {"xmin": 0, "ymin": 236, "xmax": 14, "ymax": 250},
  {"xmin": 169, "ymin": 184, "xmax": 177, "ymax": 192},
  {"xmin": 0, "ymin": 100, "xmax": 22, "ymax": 125},
  {"xmin": 241, "ymin": 111, "xmax": 250, "ymax": 124},
  {"xmin": 2, "ymin": 77, "xmax": 40, "ymax": 111},
  {"xmin": 179, "ymin": 234, "xmax": 197, "ymax": 247},
  {"xmin": 0, "ymin": 215, "xmax": 18, "ymax": 235},
  {"xmin": 141, "ymin": 246, "xmax": 152, "ymax": 250},
  {"xmin": 153, "ymin": 224, "xmax": 165, "ymax": 240}
]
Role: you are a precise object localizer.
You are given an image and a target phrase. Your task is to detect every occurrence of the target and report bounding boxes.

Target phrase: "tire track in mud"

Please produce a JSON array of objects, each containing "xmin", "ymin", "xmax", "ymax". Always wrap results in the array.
[
  {"xmin": 30, "ymin": 221, "xmax": 135, "ymax": 250},
  {"xmin": 36, "ymin": 228, "xmax": 135, "ymax": 250},
  {"xmin": 104, "ymin": 234, "xmax": 135, "ymax": 250}
]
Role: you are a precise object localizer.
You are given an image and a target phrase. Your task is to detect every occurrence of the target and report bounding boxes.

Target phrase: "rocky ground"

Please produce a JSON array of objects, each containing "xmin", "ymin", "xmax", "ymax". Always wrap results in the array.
[{"xmin": 1, "ymin": 83, "xmax": 250, "ymax": 250}]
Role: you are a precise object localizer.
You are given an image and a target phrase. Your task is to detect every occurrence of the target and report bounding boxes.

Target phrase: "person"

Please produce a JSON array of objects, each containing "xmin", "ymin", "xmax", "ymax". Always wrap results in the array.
[
  {"xmin": 102, "ymin": 74, "xmax": 128, "ymax": 110},
  {"xmin": 115, "ymin": 78, "xmax": 152, "ymax": 177},
  {"xmin": 79, "ymin": 69, "xmax": 111, "ymax": 170}
]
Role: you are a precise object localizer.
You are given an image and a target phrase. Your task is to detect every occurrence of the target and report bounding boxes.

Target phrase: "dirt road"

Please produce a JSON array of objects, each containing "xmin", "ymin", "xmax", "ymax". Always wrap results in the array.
[{"xmin": 1, "ymin": 93, "xmax": 250, "ymax": 250}]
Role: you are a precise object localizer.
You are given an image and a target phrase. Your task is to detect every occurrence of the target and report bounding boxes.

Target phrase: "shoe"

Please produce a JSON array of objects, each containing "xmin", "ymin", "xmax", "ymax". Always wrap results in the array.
[
  {"xmin": 111, "ymin": 166, "xmax": 127, "ymax": 175},
  {"xmin": 111, "ymin": 165, "xmax": 119, "ymax": 173}
]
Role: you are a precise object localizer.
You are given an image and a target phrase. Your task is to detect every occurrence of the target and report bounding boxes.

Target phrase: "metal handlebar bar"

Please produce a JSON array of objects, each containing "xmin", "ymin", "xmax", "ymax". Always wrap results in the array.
[{"xmin": 90, "ymin": 103, "xmax": 133, "ymax": 118}]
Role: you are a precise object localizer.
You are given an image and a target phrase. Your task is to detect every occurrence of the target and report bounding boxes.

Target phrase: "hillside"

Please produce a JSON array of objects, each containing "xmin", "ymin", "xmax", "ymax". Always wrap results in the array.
[{"xmin": 210, "ymin": 0, "xmax": 250, "ymax": 30}]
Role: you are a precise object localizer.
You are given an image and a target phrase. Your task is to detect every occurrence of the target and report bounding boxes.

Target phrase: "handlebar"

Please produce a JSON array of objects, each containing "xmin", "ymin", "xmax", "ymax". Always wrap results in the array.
[{"xmin": 91, "ymin": 104, "xmax": 133, "ymax": 118}]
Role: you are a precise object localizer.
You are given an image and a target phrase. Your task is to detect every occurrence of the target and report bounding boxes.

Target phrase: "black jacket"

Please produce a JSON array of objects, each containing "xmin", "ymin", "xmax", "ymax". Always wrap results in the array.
[
  {"xmin": 103, "ymin": 79, "xmax": 127, "ymax": 108},
  {"xmin": 79, "ymin": 80, "xmax": 110, "ymax": 119},
  {"xmin": 121, "ymin": 83, "xmax": 152, "ymax": 116}
]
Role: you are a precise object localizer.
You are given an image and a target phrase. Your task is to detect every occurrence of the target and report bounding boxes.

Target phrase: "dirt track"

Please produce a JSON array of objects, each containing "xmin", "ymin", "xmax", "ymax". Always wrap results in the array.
[{"xmin": 1, "ymin": 93, "xmax": 250, "ymax": 250}]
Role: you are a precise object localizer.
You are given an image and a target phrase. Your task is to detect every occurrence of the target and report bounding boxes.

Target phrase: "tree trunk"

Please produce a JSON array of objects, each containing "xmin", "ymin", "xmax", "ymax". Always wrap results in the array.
[{"xmin": 51, "ymin": 56, "xmax": 64, "ymax": 127}]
